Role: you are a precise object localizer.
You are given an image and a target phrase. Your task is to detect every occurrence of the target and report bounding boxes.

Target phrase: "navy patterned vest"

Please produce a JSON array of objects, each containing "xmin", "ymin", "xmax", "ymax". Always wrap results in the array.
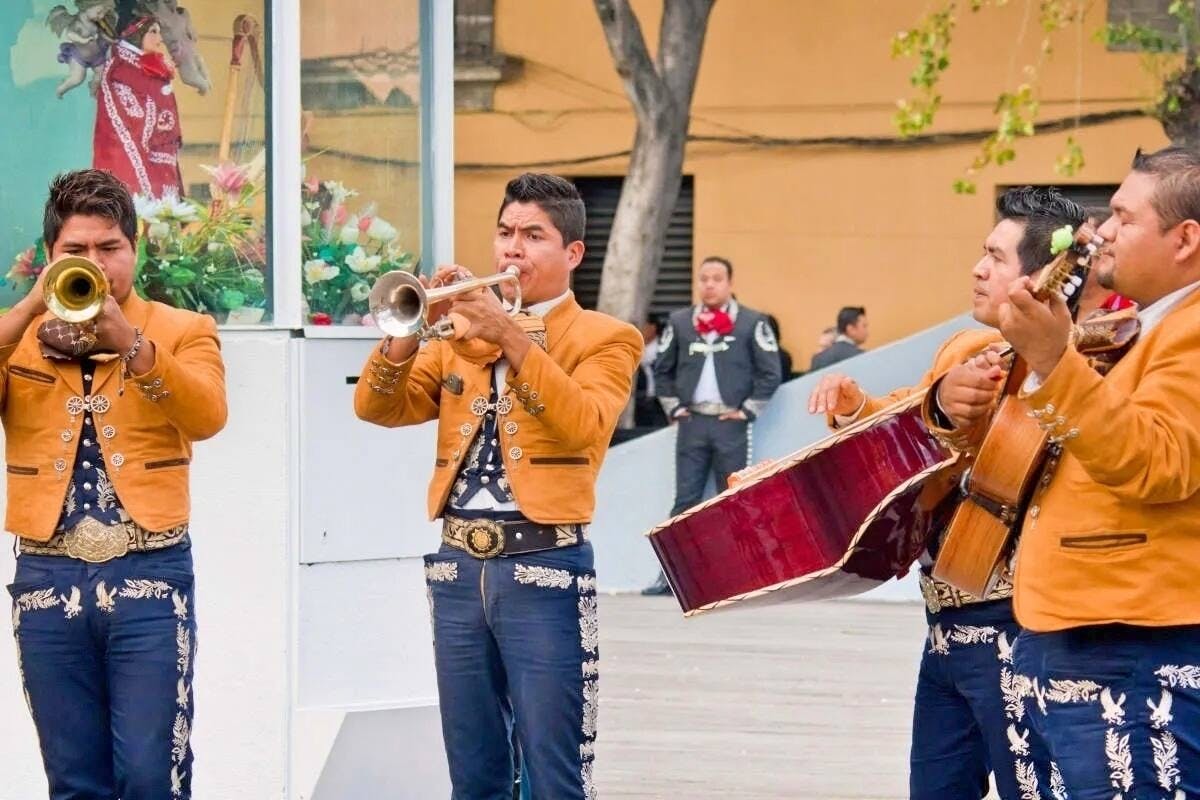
[
  {"xmin": 58, "ymin": 363, "xmax": 126, "ymax": 529},
  {"xmin": 449, "ymin": 371, "xmax": 514, "ymax": 508}
]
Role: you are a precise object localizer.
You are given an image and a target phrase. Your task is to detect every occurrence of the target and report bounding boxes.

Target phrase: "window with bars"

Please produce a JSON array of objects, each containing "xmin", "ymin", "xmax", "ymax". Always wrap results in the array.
[
  {"xmin": 1106, "ymin": 0, "xmax": 1179, "ymax": 51},
  {"xmin": 570, "ymin": 175, "xmax": 695, "ymax": 319}
]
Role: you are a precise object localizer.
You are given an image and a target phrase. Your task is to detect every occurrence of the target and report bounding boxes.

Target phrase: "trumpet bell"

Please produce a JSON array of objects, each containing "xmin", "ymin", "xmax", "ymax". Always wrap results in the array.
[
  {"xmin": 368, "ymin": 270, "xmax": 427, "ymax": 338},
  {"xmin": 42, "ymin": 256, "xmax": 110, "ymax": 324},
  {"xmin": 368, "ymin": 266, "xmax": 523, "ymax": 340}
]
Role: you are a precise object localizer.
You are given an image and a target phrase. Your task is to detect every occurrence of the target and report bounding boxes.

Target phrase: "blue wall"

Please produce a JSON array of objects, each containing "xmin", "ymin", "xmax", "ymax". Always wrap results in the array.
[{"xmin": 1, "ymin": 2, "xmax": 97, "ymax": 305}]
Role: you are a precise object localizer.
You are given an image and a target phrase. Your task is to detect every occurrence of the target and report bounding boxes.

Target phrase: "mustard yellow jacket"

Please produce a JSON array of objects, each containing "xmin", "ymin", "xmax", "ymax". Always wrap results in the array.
[
  {"xmin": 0, "ymin": 294, "xmax": 227, "ymax": 540},
  {"xmin": 1014, "ymin": 288, "xmax": 1200, "ymax": 632},
  {"xmin": 354, "ymin": 295, "xmax": 642, "ymax": 523}
]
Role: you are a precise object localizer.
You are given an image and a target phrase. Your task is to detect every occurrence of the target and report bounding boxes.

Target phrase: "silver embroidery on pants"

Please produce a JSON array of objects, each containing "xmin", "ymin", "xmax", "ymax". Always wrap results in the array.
[
  {"xmin": 425, "ymin": 562, "xmax": 458, "ymax": 583},
  {"xmin": 514, "ymin": 563, "xmax": 572, "ymax": 589}
]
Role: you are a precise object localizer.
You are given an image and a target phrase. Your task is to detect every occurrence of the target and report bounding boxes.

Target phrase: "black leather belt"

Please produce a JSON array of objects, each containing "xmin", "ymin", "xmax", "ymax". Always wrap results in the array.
[{"xmin": 442, "ymin": 515, "xmax": 588, "ymax": 559}]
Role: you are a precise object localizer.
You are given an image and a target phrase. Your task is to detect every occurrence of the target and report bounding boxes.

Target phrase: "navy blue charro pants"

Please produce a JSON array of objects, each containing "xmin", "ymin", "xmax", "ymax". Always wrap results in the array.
[{"xmin": 8, "ymin": 543, "xmax": 197, "ymax": 800}]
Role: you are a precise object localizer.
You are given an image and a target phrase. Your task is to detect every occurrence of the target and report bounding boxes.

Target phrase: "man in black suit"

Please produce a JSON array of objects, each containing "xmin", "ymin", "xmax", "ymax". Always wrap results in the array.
[
  {"xmin": 642, "ymin": 256, "xmax": 782, "ymax": 595},
  {"xmin": 809, "ymin": 306, "xmax": 868, "ymax": 370}
]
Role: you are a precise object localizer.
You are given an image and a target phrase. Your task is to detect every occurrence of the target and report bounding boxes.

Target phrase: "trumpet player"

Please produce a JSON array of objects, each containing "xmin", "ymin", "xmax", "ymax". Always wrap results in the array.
[
  {"xmin": 355, "ymin": 173, "xmax": 641, "ymax": 799},
  {"xmin": 0, "ymin": 169, "xmax": 226, "ymax": 799}
]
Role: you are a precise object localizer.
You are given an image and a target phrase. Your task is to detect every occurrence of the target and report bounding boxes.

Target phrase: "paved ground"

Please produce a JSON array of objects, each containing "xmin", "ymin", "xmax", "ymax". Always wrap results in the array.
[{"xmin": 594, "ymin": 595, "xmax": 971, "ymax": 800}]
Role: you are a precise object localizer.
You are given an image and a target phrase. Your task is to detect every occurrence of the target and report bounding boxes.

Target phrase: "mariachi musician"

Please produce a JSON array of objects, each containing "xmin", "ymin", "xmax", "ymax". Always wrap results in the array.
[
  {"xmin": 643, "ymin": 257, "xmax": 782, "ymax": 595},
  {"xmin": 809, "ymin": 186, "xmax": 1087, "ymax": 800},
  {"xmin": 1, "ymin": 170, "xmax": 226, "ymax": 799},
  {"xmin": 355, "ymin": 173, "xmax": 641, "ymax": 799},
  {"xmin": 937, "ymin": 148, "xmax": 1200, "ymax": 797}
]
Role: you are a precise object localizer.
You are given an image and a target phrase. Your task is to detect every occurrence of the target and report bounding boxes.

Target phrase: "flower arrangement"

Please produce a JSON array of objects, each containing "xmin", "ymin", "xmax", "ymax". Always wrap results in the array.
[
  {"xmin": 5, "ymin": 153, "xmax": 269, "ymax": 324},
  {"xmin": 133, "ymin": 167, "xmax": 269, "ymax": 322},
  {"xmin": 5, "ymin": 154, "xmax": 414, "ymax": 327},
  {"xmin": 300, "ymin": 173, "xmax": 414, "ymax": 325}
]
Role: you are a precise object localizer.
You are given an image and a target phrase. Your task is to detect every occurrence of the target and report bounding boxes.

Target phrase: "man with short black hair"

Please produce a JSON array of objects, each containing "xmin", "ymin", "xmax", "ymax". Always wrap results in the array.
[
  {"xmin": 2, "ymin": 168, "xmax": 227, "ymax": 799},
  {"xmin": 642, "ymin": 256, "xmax": 781, "ymax": 595},
  {"xmin": 810, "ymin": 306, "xmax": 868, "ymax": 370},
  {"xmin": 938, "ymin": 147, "xmax": 1200, "ymax": 797},
  {"xmin": 356, "ymin": 172, "xmax": 641, "ymax": 799},
  {"xmin": 810, "ymin": 184, "xmax": 1088, "ymax": 799}
]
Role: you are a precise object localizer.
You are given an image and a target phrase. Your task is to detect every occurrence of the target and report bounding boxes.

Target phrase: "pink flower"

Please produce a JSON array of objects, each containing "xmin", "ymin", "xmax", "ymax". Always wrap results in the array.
[
  {"xmin": 310, "ymin": 312, "xmax": 333, "ymax": 325},
  {"xmin": 357, "ymin": 214, "xmax": 374, "ymax": 233},
  {"xmin": 201, "ymin": 162, "xmax": 251, "ymax": 195},
  {"xmin": 10, "ymin": 248, "xmax": 36, "ymax": 278},
  {"xmin": 304, "ymin": 177, "xmax": 320, "ymax": 194},
  {"xmin": 319, "ymin": 205, "xmax": 348, "ymax": 228}
]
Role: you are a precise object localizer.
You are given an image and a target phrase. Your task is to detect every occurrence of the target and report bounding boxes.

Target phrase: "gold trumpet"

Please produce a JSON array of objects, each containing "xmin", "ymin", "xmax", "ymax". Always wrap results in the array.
[
  {"xmin": 368, "ymin": 265, "xmax": 522, "ymax": 339},
  {"xmin": 42, "ymin": 256, "xmax": 109, "ymax": 324}
]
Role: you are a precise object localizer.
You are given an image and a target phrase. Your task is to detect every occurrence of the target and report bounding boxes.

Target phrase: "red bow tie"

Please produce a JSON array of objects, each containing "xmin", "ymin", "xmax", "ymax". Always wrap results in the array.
[{"xmin": 695, "ymin": 308, "xmax": 734, "ymax": 336}]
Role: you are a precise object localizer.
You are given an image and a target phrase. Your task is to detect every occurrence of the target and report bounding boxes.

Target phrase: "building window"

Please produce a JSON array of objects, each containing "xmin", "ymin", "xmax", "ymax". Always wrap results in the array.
[
  {"xmin": 571, "ymin": 175, "xmax": 695, "ymax": 319},
  {"xmin": 1106, "ymin": 0, "xmax": 1179, "ymax": 51},
  {"xmin": 299, "ymin": 0, "xmax": 423, "ymax": 326},
  {"xmin": 454, "ymin": 0, "xmax": 521, "ymax": 111},
  {"xmin": 2, "ymin": 1, "xmax": 271, "ymax": 324}
]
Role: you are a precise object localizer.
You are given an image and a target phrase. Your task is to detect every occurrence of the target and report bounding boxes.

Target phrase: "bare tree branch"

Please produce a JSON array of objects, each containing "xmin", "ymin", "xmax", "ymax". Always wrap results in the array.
[
  {"xmin": 593, "ymin": 0, "xmax": 665, "ymax": 118},
  {"xmin": 658, "ymin": 0, "xmax": 716, "ymax": 112}
]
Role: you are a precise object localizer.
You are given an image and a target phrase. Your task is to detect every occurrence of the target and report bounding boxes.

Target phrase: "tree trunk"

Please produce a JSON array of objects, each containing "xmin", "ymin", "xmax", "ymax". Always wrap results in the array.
[
  {"xmin": 596, "ymin": 122, "xmax": 689, "ymax": 325},
  {"xmin": 1162, "ymin": 8, "xmax": 1200, "ymax": 147},
  {"xmin": 592, "ymin": 0, "xmax": 715, "ymax": 326}
]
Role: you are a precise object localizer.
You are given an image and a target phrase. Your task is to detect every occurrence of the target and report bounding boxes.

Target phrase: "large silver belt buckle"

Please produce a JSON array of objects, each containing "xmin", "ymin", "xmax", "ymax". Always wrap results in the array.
[
  {"xmin": 462, "ymin": 519, "xmax": 505, "ymax": 559},
  {"xmin": 63, "ymin": 518, "xmax": 129, "ymax": 563}
]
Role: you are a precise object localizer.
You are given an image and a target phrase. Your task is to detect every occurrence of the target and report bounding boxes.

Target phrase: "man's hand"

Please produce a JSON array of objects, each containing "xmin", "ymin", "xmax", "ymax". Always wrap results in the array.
[
  {"xmin": 936, "ymin": 349, "xmax": 1004, "ymax": 429},
  {"xmin": 13, "ymin": 265, "xmax": 53, "ymax": 317},
  {"xmin": 450, "ymin": 287, "xmax": 519, "ymax": 345},
  {"xmin": 670, "ymin": 408, "xmax": 691, "ymax": 423},
  {"xmin": 451, "ymin": 288, "xmax": 532, "ymax": 372},
  {"xmin": 93, "ymin": 296, "xmax": 138, "ymax": 353},
  {"xmin": 426, "ymin": 264, "xmax": 471, "ymax": 324},
  {"xmin": 718, "ymin": 410, "xmax": 747, "ymax": 421},
  {"xmin": 998, "ymin": 276, "xmax": 1072, "ymax": 380},
  {"xmin": 807, "ymin": 372, "xmax": 865, "ymax": 416}
]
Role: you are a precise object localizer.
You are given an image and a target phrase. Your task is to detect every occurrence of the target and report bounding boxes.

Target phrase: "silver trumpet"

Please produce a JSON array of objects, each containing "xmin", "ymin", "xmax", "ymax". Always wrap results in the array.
[{"xmin": 368, "ymin": 265, "xmax": 523, "ymax": 339}]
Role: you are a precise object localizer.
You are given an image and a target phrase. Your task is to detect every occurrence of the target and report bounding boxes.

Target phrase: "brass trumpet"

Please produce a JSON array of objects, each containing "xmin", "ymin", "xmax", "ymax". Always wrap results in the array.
[
  {"xmin": 42, "ymin": 256, "xmax": 109, "ymax": 324},
  {"xmin": 368, "ymin": 265, "xmax": 523, "ymax": 339}
]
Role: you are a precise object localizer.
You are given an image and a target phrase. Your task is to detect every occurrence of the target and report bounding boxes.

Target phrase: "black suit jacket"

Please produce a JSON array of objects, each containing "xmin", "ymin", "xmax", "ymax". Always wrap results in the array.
[{"xmin": 810, "ymin": 339, "xmax": 864, "ymax": 371}]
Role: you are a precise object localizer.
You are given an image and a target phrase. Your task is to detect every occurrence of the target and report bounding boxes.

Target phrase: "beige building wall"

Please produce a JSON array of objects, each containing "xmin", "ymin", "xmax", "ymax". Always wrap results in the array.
[{"xmin": 455, "ymin": 0, "xmax": 1167, "ymax": 366}]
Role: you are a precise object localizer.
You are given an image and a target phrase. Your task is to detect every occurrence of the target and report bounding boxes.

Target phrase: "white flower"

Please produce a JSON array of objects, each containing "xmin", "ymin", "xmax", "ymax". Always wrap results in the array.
[
  {"xmin": 350, "ymin": 282, "xmax": 372, "ymax": 301},
  {"xmin": 367, "ymin": 217, "xmax": 397, "ymax": 242},
  {"xmin": 345, "ymin": 246, "xmax": 381, "ymax": 274},
  {"xmin": 339, "ymin": 217, "xmax": 361, "ymax": 245},
  {"xmin": 303, "ymin": 259, "xmax": 339, "ymax": 284},
  {"xmin": 323, "ymin": 181, "xmax": 356, "ymax": 207},
  {"xmin": 157, "ymin": 191, "xmax": 199, "ymax": 223},
  {"xmin": 147, "ymin": 221, "xmax": 170, "ymax": 240},
  {"xmin": 134, "ymin": 194, "xmax": 163, "ymax": 221}
]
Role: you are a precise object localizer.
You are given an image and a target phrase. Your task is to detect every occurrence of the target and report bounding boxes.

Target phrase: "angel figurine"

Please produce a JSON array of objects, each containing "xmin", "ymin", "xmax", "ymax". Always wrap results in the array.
[{"xmin": 47, "ymin": 0, "xmax": 118, "ymax": 99}]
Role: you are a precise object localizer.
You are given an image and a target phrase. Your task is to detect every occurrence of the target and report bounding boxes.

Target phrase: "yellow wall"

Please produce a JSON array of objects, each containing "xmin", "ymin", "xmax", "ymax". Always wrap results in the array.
[{"xmin": 454, "ymin": 0, "xmax": 1167, "ymax": 366}]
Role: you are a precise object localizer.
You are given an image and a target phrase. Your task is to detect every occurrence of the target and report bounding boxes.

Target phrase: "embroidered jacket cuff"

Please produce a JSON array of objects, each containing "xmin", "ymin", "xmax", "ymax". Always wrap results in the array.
[{"xmin": 1018, "ymin": 347, "xmax": 1097, "ymax": 447}]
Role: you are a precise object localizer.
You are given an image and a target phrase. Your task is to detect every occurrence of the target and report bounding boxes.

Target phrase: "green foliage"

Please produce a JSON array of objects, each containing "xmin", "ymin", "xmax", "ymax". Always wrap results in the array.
[{"xmin": 891, "ymin": 0, "xmax": 1189, "ymax": 192}]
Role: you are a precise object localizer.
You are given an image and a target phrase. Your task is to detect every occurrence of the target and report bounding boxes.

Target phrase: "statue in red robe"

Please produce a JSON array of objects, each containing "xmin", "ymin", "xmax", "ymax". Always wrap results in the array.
[{"xmin": 92, "ymin": 16, "xmax": 183, "ymax": 199}]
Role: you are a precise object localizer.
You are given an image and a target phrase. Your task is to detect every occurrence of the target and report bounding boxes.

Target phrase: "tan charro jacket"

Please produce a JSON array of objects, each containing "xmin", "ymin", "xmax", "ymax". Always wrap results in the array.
[
  {"xmin": 1013, "ymin": 288, "xmax": 1200, "ymax": 632},
  {"xmin": 354, "ymin": 294, "xmax": 642, "ymax": 523},
  {"xmin": 832, "ymin": 327, "xmax": 1004, "ymax": 426},
  {"xmin": 0, "ymin": 293, "xmax": 227, "ymax": 540}
]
